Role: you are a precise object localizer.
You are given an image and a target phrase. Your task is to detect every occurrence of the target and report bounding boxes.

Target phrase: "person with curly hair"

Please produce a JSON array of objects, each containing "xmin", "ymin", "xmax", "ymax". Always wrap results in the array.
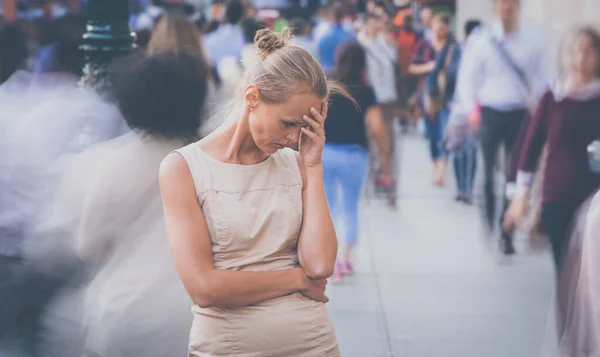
[{"xmin": 38, "ymin": 50, "xmax": 211, "ymax": 357}]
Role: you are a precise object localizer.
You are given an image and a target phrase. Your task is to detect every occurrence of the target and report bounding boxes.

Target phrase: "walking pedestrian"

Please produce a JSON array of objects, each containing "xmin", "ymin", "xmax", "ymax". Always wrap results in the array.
[
  {"xmin": 447, "ymin": 0, "xmax": 551, "ymax": 254},
  {"xmin": 324, "ymin": 42, "xmax": 391, "ymax": 282}
]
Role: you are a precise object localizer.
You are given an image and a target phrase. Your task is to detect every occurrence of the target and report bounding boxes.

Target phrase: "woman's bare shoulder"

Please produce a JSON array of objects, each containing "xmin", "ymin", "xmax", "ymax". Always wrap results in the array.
[{"xmin": 159, "ymin": 151, "xmax": 193, "ymax": 185}]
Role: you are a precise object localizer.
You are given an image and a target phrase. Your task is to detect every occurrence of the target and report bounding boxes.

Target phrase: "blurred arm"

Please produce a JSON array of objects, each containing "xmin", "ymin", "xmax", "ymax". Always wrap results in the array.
[
  {"xmin": 515, "ymin": 91, "xmax": 552, "ymax": 197},
  {"xmin": 504, "ymin": 112, "xmax": 533, "ymax": 199},
  {"xmin": 408, "ymin": 62, "xmax": 434, "ymax": 76},
  {"xmin": 447, "ymin": 34, "xmax": 484, "ymax": 127},
  {"xmin": 408, "ymin": 40, "xmax": 434, "ymax": 76},
  {"xmin": 365, "ymin": 105, "xmax": 391, "ymax": 176}
]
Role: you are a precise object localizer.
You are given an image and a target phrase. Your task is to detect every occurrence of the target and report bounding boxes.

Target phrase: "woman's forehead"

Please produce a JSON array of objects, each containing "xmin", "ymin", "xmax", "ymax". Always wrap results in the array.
[{"xmin": 284, "ymin": 93, "xmax": 323, "ymax": 114}]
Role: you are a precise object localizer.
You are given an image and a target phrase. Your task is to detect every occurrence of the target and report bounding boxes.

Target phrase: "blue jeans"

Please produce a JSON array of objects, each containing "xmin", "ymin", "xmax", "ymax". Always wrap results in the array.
[
  {"xmin": 453, "ymin": 136, "xmax": 477, "ymax": 194},
  {"xmin": 423, "ymin": 106, "xmax": 449, "ymax": 162},
  {"xmin": 322, "ymin": 144, "xmax": 368, "ymax": 246}
]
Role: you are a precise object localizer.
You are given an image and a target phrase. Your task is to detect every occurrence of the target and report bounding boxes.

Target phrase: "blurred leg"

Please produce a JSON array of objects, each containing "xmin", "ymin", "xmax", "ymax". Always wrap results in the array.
[
  {"xmin": 541, "ymin": 202, "xmax": 576, "ymax": 275},
  {"xmin": 541, "ymin": 202, "xmax": 577, "ymax": 337},
  {"xmin": 465, "ymin": 137, "xmax": 477, "ymax": 195},
  {"xmin": 453, "ymin": 149, "xmax": 466, "ymax": 196},
  {"xmin": 462, "ymin": 136, "xmax": 477, "ymax": 203},
  {"xmin": 338, "ymin": 147, "xmax": 368, "ymax": 262},
  {"xmin": 480, "ymin": 108, "xmax": 502, "ymax": 232},
  {"xmin": 322, "ymin": 145, "xmax": 343, "ymax": 281},
  {"xmin": 380, "ymin": 103, "xmax": 398, "ymax": 205},
  {"xmin": 423, "ymin": 115, "xmax": 440, "ymax": 163},
  {"xmin": 433, "ymin": 108, "xmax": 449, "ymax": 186},
  {"xmin": 322, "ymin": 145, "xmax": 340, "ymax": 227}
]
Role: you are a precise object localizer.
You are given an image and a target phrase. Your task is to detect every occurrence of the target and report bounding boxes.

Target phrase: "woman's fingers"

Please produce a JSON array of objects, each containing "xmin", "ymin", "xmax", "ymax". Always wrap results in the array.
[
  {"xmin": 301, "ymin": 126, "xmax": 320, "ymax": 141},
  {"xmin": 310, "ymin": 106, "xmax": 326, "ymax": 124},
  {"xmin": 303, "ymin": 115, "xmax": 325, "ymax": 137},
  {"xmin": 320, "ymin": 101, "xmax": 328, "ymax": 121}
]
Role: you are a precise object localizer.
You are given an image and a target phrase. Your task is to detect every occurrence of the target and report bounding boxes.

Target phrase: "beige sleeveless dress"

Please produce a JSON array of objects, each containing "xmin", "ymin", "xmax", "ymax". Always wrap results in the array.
[{"xmin": 174, "ymin": 143, "xmax": 340, "ymax": 357}]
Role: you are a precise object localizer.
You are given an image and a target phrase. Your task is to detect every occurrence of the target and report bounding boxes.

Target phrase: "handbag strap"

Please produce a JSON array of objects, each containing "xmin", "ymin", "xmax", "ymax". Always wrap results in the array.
[
  {"xmin": 436, "ymin": 43, "xmax": 456, "ymax": 98},
  {"xmin": 490, "ymin": 36, "xmax": 531, "ymax": 94},
  {"xmin": 442, "ymin": 43, "xmax": 455, "ymax": 72}
]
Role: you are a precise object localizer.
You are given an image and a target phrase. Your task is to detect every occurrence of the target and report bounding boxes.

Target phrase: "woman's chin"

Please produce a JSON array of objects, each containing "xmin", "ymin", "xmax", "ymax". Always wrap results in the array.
[{"xmin": 268, "ymin": 143, "xmax": 286, "ymax": 153}]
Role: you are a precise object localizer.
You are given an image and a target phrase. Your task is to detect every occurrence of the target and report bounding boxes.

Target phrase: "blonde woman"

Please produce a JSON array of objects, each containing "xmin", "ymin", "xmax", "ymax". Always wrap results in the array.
[
  {"xmin": 147, "ymin": 11, "xmax": 206, "ymax": 56},
  {"xmin": 148, "ymin": 11, "xmax": 226, "ymax": 137},
  {"xmin": 503, "ymin": 27, "xmax": 600, "ymax": 352},
  {"xmin": 160, "ymin": 29, "xmax": 343, "ymax": 356},
  {"xmin": 505, "ymin": 27, "xmax": 600, "ymax": 275}
]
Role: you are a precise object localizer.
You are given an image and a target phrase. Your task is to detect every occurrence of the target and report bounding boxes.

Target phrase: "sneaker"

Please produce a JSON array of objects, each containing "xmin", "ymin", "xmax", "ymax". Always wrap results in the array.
[
  {"xmin": 462, "ymin": 192, "xmax": 473, "ymax": 205},
  {"xmin": 500, "ymin": 239, "xmax": 516, "ymax": 256},
  {"xmin": 376, "ymin": 175, "xmax": 392, "ymax": 186},
  {"xmin": 339, "ymin": 261, "xmax": 354, "ymax": 276},
  {"xmin": 330, "ymin": 269, "xmax": 343, "ymax": 283}
]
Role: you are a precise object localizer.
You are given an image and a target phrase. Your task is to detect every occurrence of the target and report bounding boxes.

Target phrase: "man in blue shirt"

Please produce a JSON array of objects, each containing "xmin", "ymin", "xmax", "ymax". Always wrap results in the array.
[{"xmin": 317, "ymin": 6, "xmax": 354, "ymax": 75}]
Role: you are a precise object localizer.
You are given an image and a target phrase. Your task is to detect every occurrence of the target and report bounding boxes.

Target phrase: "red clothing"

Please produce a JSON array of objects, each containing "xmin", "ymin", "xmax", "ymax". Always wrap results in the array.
[
  {"xmin": 394, "ymin": 8, "xmax": 412, "ymax": 27},
  {"xmin": 518, "ymin": 90, "xmax": 600, "ymax": 205},
  {"xmin": 396, "ymin": 29, "xmax": 417, "ymax": 75}
]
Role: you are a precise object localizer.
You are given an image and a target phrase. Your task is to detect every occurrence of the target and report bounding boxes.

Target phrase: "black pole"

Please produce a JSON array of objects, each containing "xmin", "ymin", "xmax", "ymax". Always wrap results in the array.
[{"xmin": 80, "ymin": 0, "xmax": 135, "ymax": 91}]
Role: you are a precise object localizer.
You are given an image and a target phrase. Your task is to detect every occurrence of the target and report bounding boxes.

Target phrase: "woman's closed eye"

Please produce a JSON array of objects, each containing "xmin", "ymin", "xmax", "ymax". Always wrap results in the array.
[{"xmin": 283, "ymin": 121, "xmax": 299, "ymax": 128}]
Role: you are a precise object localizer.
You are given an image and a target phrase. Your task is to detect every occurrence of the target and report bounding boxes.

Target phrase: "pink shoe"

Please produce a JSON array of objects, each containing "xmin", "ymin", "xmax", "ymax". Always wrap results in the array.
[
  {"xmin": 330, "ymin": 269, "xmax": 343, "ymax": 283},
  {"xmin": 375, "ymin": 175, "xmax": 394, "ymax": 187},
  {"xmin": 339, "ymin": 261, "xmax": 354, "ymax": 276}
]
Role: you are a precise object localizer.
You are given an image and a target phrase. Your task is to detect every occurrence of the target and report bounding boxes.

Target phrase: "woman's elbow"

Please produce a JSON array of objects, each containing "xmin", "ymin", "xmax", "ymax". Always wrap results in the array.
[
  {"xmin": 303, "ymin": 261, "xmax": 335, "ymax": 280},
  {"xmin": 306, "ymin": 268, "xmax": 334, "ymax": 280},
  {"xmin": 192, "ymin": 296, "xmax": 215, "ymax": 309},
  {"xmin": 189, "ymin": 287, "xmax": 216, "ymax": 308},
  {"xmin": 188, "ymin": 277, "xmax": 220, "ymax": 308}
]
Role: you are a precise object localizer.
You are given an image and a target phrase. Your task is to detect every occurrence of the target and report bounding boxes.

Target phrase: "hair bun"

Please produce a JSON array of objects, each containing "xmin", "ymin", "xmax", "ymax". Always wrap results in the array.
[{"xmin": 254, "ymin": 28, "xmax": 291, "ymax": 59}]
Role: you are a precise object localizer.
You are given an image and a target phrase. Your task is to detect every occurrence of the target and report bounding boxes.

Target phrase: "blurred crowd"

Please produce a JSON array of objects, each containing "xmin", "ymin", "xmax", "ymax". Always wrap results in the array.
[{"xmin": 1, "ymin": 0, "xmax": 600, "ymax": 356}]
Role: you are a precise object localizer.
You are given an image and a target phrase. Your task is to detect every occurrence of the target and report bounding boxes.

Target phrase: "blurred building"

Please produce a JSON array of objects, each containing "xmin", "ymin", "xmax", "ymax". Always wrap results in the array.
[{"xmin": 520, "ymin": 0, "xmax": 600, "ymax": 36}]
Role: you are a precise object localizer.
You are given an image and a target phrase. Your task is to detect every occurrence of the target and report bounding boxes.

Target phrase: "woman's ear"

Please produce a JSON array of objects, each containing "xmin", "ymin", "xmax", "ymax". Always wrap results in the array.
[{"xmin": 244, "ymin": 85, "xmax": 260, "ymax": 110}]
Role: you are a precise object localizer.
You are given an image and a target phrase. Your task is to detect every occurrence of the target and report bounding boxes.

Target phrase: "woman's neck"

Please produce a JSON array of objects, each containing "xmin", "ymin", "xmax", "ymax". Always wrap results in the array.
[{"xmin": 205, "ymin": 111, "xmax": 269, "ymax": 165}]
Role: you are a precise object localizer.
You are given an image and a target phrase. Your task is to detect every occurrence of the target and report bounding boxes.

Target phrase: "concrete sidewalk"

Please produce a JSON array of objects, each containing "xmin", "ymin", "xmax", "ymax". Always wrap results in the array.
[{"xmin": 327, "ymin": 135, "xmax": 554, "ymax": 357}]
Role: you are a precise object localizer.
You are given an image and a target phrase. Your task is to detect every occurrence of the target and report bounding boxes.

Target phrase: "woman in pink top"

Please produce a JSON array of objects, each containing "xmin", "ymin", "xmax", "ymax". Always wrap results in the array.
[{"xmin": 159, "ymin": 28, "xmax": 346, "ymax": 356}]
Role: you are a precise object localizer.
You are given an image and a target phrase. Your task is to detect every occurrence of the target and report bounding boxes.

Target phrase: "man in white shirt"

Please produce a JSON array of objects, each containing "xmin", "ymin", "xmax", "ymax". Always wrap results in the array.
[
  {"xmin": 448, "ymin": 0, "xmax": 551, "ymax": 254},
  {"xmin": 358, "ymin": 5, "xmax": 398, "ymax": 202},
  {"xmin": 419, "ymin": 5, "xmax": 433, "ymax": 42},
  {"xmin": 203, "ymin": 0, "xmax": 246, "ymax": 68}
]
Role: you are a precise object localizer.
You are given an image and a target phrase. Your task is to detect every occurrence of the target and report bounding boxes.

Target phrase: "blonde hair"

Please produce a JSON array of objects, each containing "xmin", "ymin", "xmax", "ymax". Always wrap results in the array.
[
  {"xmin": 557, "ymin": 26, "xmax": 600, "ymax": 79},
  {"xmin": 147, "ymin": 12, "xmax": 205, "ymax": 56},
  {"xmin": 230, "ymin": 28, "xmax": 349, "ymax": 114}
]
